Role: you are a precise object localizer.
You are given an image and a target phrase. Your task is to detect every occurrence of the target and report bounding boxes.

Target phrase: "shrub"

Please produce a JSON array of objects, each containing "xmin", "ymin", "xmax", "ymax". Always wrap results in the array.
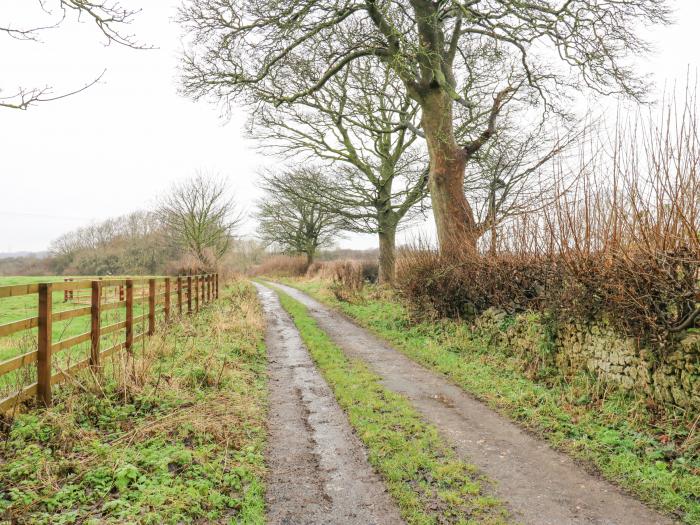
[
  {"xmin": 395, "ymin": 247, "xmax": 699, "ymax": 348},
  {"xmin": 249, "ymin": 255, "xmax": 308, "ymax": 277},
  {"xmin": 360, "ymin": 260, "xmax": 379, "ymax": 284},
  {"xmin": 305, "ymin": 259, "xmax": 379, "ymax": 284},
  {"xmin": 329, "ymin": 261, "xmax": 364, "ymax": 301},
  {"xmin": 305, "ymin": 261, "xmax": 325, "ymax": 278},
  {"xmin": 395, "ymin": 250, "xmax": 553, "ymax": 320}
]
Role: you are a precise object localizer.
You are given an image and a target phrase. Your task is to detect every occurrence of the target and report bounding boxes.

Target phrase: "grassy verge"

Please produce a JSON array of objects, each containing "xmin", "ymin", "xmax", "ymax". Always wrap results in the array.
[
  {"xmin": 270, "ymin": 283, "xmax": 510, "ymax": 525},
  {"xmin": 0, "ymin": 280, "xmax": 267, "ymax": 525},
  {"xmin": 286, "ymin": 279, "xmax": 700, "ymax": 524}
]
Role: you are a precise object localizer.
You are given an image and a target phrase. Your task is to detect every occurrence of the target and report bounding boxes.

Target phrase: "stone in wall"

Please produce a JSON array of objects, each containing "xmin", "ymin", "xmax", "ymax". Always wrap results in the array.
[{"xmin": 474, "ymin": 308, "xmax": 700, "ymax": 410}]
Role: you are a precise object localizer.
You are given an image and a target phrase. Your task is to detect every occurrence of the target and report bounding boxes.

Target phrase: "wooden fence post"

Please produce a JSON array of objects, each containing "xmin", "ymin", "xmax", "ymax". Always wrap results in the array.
[
  {"xmin": 126, "ymin": 279, "xmax": 134, "ymax": 353},
  {"xmin": 216, "ymin": 273, "xmax": 219, "ymax": 299},
  {"xmin": 90, "ymin": 280, "xmax": 102, "ymax": 371},
  {"xmin": 37, "ymin": 283, "xmax": 53, "ymax": 407},
  {"xmin": 164, "ymin": 278, "xmax": 171, "ymax": 323},
  {"xmin": 194, "ymin": 275, "xmax": 200, "ymax": 313},
  {"xmin": 148, "ymin": 278, "xmax": 156, "ymax": 336},
  {"xmin": 207, "ymin": 274, "xmax": 211, "ymax": 303},
  {"xmin": 177, "ymin": 277, "xmax": 183, "ymax": 315},
  {"xmin": 201, "ymin": 275, "xmax": 206, "ymax": 305},
  {"xmin": 187, "ymin": 275, "xmax": 192, "ymax": 314}
]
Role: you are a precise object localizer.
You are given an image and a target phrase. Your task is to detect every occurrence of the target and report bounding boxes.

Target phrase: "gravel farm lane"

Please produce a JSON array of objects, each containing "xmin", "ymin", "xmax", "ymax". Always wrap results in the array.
[{"xmin": 268, "ymin": 281, "xmax": 676, "ymax": 525}]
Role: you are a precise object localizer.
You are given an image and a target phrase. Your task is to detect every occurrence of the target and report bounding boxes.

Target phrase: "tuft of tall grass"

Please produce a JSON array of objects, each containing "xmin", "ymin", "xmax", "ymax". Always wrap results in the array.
[{"xmin": 249, "ymin": 254, "xmax": 309, "ymax": 277}]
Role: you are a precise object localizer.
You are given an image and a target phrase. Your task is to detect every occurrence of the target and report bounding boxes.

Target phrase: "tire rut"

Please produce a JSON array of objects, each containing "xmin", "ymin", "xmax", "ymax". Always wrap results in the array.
[
  {"xmin": 270, "ymin": 281, "xmax": 677, "ymax": 525},
  {"xmin": 254, "ymin": 283, "xmax": 404, "ymax": 525}
]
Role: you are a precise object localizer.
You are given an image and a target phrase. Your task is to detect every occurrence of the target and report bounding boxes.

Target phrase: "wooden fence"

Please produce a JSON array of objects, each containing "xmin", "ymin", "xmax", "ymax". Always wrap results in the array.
[{"xmin": 0, "ymin": 274, "xmax": 219, "ymax": 413}]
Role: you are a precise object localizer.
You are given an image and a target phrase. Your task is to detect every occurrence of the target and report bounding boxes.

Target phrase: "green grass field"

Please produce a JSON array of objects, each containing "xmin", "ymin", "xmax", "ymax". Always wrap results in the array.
[
  {"xmin": 0, "ymin": 276, "xmax": 74, "ymax": 326},
  {"xmin": 0, "ymin": 277, "xmax": 153, "ymax": 400}
]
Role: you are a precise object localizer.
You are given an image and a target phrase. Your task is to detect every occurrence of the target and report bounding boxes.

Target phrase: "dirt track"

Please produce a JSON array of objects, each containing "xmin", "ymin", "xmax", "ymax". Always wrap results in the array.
[
  {"xmin": 254, "ymin": 283, "xmax": 404, "ymax": 525},
  {"xmin": 268, "ymin": 281, "xmax": 676, "ymax": 525}
]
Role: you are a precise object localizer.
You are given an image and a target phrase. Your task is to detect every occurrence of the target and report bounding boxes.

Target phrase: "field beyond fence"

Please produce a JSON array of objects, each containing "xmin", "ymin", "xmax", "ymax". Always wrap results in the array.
[{"xmin": 0, "ymin": 273, "xmax": 219, "ymax": 414}]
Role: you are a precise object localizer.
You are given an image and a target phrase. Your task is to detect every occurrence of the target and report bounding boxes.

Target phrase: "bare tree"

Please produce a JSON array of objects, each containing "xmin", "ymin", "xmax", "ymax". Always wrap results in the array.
[
  {"xmin": 461, "ymin": 121, "xmax": 586, "ymax": 254},
  {"xmin": 157, "ymin": 174, "xmax": 240, "ymax": 269},
  {"xmin": 179, "ymin": 0, "xmax": 671, "ymax": 254},
  {"xmin": 1, "ymin": 1, "xmax": 145, "ymax": 110},
  {"xmin": 256, "ymin": 168, "xmax": 344, "ymax": 266},
  {"xmin": 254, "ymin": 62, "xmax": 428, "ymax": 282}
]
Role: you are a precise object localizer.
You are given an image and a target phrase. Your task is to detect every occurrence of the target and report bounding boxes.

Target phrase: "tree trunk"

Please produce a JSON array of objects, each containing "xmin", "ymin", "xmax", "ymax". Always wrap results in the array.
[
  {"xmin": 377, "ymin": 224, "xmax": 397, "ymax": 284},
  {"xmin": 305, "ymin": 250, "xmax": 314, "ymax": 268},
  {"xmin": 421, "ymin": 90, "xmax": 479, "ymax": 254}
]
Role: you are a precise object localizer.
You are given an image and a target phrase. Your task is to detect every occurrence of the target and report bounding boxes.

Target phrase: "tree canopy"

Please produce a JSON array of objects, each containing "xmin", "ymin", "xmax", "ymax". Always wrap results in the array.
[
  {"xmin": 180, "ymin": 0, "xmax": 670, "ymax": 252},
  {"xmin": 256, "ymin": 168, "xmax": 344, "ymax": 265}
]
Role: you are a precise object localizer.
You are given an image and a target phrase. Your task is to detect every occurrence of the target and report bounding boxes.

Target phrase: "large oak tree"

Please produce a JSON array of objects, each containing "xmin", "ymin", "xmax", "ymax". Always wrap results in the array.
[{"xmin": 179, "ymin": 0, "xmax": 669, "ymax": 253}]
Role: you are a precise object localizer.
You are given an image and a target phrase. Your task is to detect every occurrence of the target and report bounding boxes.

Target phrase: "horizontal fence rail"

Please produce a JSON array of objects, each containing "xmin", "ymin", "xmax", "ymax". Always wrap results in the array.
[{"xmin": 0, "ymin": 273, "xmax": 219, "ymax": 413}]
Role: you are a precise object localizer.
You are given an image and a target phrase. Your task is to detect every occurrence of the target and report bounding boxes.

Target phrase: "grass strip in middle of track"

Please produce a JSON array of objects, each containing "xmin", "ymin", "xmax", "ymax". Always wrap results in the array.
[{"xmin": 272, "ymin": 284, "xmax": 511, "ymax": 525}]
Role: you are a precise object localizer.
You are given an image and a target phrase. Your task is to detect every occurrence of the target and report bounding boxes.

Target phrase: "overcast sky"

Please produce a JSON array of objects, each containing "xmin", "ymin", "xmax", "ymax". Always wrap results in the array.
[{"xmin": 0, "ymin": 0, "xmax": 698, "ymax": 253}]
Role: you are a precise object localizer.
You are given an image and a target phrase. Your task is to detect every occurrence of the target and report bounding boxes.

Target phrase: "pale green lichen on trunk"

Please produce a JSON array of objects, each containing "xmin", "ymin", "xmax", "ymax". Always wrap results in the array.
[{"xmin": 421, "ymin": 89, "xmax": 480, "ymax": 252}]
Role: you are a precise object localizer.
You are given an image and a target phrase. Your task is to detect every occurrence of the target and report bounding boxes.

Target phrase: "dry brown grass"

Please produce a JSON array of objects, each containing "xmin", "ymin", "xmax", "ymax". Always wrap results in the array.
[
  {"xmin": 249, "ymin": 254, "xmax": 309, "ymax": 277},
  {"xmin": 328, "ymin": 260, "xmax": 364, "ymax": 301}
]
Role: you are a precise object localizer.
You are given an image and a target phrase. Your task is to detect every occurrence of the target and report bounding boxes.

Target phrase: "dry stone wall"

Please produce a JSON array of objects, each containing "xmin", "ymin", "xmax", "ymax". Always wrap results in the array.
[{"xmin": 475, "ymin": 308, "xmax": 700, "ymax": 409}]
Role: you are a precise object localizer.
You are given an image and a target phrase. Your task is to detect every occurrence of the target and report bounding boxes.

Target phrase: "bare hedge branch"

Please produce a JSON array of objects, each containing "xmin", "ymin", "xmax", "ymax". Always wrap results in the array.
[{"xmin": 1, "ymin": 0, "xmax": 148, "ymax": 110}]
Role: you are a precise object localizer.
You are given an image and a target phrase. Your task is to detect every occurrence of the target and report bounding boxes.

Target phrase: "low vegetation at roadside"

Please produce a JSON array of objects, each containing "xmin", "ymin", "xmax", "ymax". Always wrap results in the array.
[
  {"xmin": 0, "ymin": 281, "xmax": 267, "ymax": 525},
  {"xmin": 271, "ymin": 283, "xmax": 510, "ymax": 525},
  {"xmin": 287, "ymin": 279, "xmax": 700, "ymax": 525}
]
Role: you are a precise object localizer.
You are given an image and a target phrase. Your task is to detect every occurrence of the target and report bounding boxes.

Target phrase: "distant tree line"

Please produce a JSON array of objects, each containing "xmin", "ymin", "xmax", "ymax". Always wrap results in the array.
[
  {"xmin": 50, "ymin": 210, "xmax": 172, "ymax": 275},
  {"xmin": 0, "ymin": 175, "xmax": 240, "ymax": 277}
]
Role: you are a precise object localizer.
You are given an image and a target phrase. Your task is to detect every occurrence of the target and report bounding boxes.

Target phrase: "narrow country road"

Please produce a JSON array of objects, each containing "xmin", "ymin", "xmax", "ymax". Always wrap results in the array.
[
  {"xmin": 254, "ymin": 283, "xmax": 405, "ymax": 525},
  {"xmin": 267, "ymin": 281, "xmax": 676, "ymax": 525}
]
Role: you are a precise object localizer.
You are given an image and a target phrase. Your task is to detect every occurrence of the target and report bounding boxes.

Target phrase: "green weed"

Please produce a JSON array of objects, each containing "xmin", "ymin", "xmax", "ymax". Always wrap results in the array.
[{"xmin": 0, "ymin": 281, "xmax": 267, "ymax": 525}]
